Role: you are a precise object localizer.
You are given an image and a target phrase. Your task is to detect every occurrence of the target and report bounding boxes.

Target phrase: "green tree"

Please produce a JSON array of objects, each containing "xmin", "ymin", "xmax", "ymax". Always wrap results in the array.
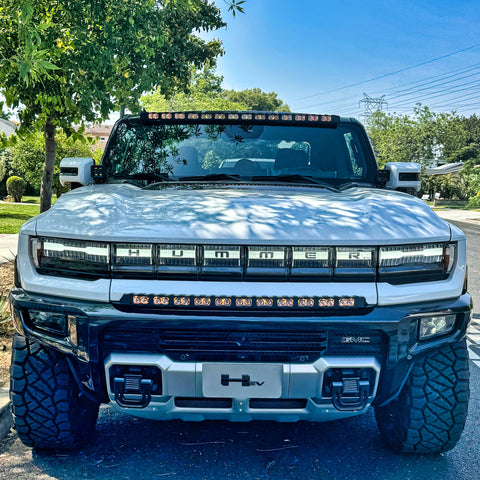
[
  {"xmin": 367, "ymin": 105, "xmax": 466, "ymax": 168},
  {"xmin": 0, "ymin": 0, "xmax": 228, "ymax": 212},
  {"xmin": 142, "ymin": 66, "xmax": 247, "ymax": 111},
  {"xmin": 9, "ymin": 131, "xmax": 101, "ymax": 196},
  {"xmin": 222, "ymin": 88, "xmax": 290, "ymax": 111},
  {"xmin": 142, "ymin": 66, "xmax": 290, "ymax": 112},
  {"xmin": 461, "ymin": 114, "xmax": 480, "ymax": 145}
]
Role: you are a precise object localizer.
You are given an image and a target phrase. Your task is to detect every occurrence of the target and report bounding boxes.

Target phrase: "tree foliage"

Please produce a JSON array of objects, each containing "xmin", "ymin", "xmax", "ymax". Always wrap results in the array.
[
  {"xmin": 9, "ymin": 131, "xmax": 102, "ymax": 196},
  {"xmin": 141, "ymin": 66, "xmax": 290, "ymax": 112},
  {"xmin": 0, "ymin": 0, "xmax": 227, "ymax": 211},
  {"xmin": 367, "ymin": 105, "xmax": 466, "ymax": 168},
  {"xmin": 222, "ymin": 88, "xmax": 290, "ymax": 112}
]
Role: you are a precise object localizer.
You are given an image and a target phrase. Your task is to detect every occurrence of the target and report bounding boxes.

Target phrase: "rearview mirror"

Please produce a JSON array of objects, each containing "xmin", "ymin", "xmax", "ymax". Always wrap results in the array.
[
  {"xmin": 384, "ymin": 162, "xmax": 421, "ymax": 195},
  {"xmin": 59, "ymin": 157, "xmax": 94, "ymax": 187}
]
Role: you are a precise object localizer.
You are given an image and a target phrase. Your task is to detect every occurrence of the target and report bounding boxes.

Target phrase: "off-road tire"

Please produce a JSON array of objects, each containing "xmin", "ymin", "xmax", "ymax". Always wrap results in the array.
[
  {"xmin": 10, "ymin": 334, "xmax": 99, "ymax": 450},
  {"xmin": 375, "ymin": 340, "xmax": 469, "ymax": 453}
]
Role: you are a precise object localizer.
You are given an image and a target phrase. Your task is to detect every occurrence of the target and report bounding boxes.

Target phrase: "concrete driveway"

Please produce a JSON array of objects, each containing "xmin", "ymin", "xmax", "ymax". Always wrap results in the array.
[{"xmin": 0, "ymin": 235, "xmax": 17, "ymax": 264}]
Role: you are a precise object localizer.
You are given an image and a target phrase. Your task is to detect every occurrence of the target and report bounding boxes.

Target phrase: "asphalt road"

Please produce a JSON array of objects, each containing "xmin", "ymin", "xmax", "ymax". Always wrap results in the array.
[{"xmin": 0, "ymin": 219, "xmax": 479, "ymax": 480}]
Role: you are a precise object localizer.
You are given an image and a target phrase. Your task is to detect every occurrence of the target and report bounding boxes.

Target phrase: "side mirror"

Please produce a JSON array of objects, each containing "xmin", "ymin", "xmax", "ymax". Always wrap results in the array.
[
  {"xmin": 384, "ymin": 162, "xmax": 421, "ymax": 194},
  {"xmin": 59, "ymin": 157, "xmax": 94, "ymax": 187}
]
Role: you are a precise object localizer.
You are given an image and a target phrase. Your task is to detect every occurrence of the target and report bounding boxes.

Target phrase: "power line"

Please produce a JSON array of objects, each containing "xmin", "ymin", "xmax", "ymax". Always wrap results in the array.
[
  {"xmin": 386, "ymin": 68, "xmax": 480, "ymax": 99},
  {"xmin": 297, "ymin": 63, "xmax": 480, "ymax": 111},
  {"xmin": 388, "ymin": 79, "xmax": 480, "ymax": 107},
  {"xmin": 294, "ymin": 41, "xmax": 480, "ymax": 102}
]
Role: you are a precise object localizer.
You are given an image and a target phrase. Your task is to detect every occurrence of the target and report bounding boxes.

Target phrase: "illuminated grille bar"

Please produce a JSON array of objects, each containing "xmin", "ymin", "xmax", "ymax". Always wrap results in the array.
[
  {"xmin": 32, "ymin": 238, "xmax": 456, "ymax": 284},
  {"xmin": 124, "ymin": 295, "xmax": 365, "ymax": 311}
]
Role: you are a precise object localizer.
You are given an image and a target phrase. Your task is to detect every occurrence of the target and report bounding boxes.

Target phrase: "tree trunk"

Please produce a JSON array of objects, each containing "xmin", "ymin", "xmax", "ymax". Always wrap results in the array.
[{"xmin": 40, "ymin": 121, "xmax": 56, "ymax": 213}]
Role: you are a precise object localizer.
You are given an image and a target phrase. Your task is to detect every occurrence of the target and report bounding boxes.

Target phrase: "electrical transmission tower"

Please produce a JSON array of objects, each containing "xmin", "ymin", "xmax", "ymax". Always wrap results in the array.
[{"xmin": 359, "ymin": 93, "xmax": 387, "ymax": 121}]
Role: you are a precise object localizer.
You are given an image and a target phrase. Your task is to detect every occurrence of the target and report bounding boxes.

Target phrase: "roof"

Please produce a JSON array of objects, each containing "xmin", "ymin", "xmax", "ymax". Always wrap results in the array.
[
  {"xmin": 0, "ymin": 118, "xmax": 17, "ymax": 137},
  {"xmin": 425, "ymin": 162, "xmax": 464, "ymax": 175},
  {"xmin": 84, "ymin": 125, "xmax": 113, "ymax": 136}
]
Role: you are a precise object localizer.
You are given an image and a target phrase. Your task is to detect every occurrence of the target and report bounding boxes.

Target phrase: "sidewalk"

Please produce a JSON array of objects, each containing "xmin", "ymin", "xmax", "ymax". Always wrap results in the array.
[
  {"xmin": 433, "ymin": 209, "xmax": 480, "ymax": 224},
  {"xmin": 0, "ymin": 235, "xmax": 18, "ymax": 264}
]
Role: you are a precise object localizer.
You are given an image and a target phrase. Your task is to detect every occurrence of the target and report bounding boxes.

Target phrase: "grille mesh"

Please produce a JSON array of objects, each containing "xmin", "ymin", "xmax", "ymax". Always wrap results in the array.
[{"xmin": 102, "ymin": 328, "xmax": 385, "ymax": 363}]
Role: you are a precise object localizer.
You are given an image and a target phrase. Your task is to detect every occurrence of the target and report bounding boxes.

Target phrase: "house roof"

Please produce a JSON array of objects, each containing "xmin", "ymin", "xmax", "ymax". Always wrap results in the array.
[
  {"xmin": 425, "ymin": 162, "xmax": 464, "ymax": 175},
  {"xmin": 84, "ymin": 125, "xmax": 113, "ymax": 136},
  {"xmin": 0, "ymin": 118, "xmax": 18, "ymax": 137}
]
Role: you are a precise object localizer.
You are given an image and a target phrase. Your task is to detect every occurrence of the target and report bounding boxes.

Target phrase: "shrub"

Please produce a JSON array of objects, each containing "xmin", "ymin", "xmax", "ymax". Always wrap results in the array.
[
  {"xmin": 6, "ymin": 176, "xmax": 26, "ymax": 202},
  {"xmin": 0, "ymin": 156, "xmax": 5, "ymax": 182},
  {"xmin": 467, "ymin": 192, "xmax": 480, "ymax": 208}
]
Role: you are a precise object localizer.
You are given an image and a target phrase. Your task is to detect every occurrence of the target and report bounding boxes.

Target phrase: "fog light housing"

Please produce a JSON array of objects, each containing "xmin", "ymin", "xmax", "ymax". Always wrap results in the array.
[
  {"xmin": 29, "ymin": 310, "xmax": 66, "ymax": 336},
  {"xmin": 418, "ymin": 314, "xmax": 456, "ymax": 339}
]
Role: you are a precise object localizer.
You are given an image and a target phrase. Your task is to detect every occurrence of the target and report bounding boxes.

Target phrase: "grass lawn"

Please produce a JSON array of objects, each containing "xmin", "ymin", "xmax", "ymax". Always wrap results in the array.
[
  {"xmin": 0, "ymin": 203, "xmax": 41, "ymax": 234},
  {"xmin": 8, "ymin": 195, "xmax": 57, "ymax": 205}
]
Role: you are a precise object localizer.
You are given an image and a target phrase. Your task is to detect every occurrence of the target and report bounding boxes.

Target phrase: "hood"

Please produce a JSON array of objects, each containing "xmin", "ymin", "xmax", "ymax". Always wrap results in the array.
[{"xmin": 33, "ymin": 183, "xmax": 451, "ymax": 245}]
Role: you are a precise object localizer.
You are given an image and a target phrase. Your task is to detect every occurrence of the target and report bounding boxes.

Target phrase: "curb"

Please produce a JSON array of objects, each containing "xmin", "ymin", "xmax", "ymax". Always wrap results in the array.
[{"xmin": 0, "ymin": 386, "xmax": 12, "ymax": 441}]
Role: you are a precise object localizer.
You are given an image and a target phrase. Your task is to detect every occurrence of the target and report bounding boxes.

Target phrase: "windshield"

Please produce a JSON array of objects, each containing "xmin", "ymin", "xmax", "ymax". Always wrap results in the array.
[{"xmin": 103, "ymin": 118, "xmax": 377, "ymax": 186}]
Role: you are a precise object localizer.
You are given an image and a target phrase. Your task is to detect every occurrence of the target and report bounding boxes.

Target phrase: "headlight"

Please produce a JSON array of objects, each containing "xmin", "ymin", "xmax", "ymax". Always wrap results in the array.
[
  {"xmin": 418, "ymin": 314, "xmax": 456, "ymax": 339},
  {"xmin": 29, "ymin": 238, "xmax": 457, "ymax": 285},
  {"xmin": 32, "ymin": 237, "xmax": 109, "ymax": 279},
  {"xmin": 378, "ymin": 243, "xmax": 455, "ymax": 284},
  {"xmin": 28, "ymin": 310, "xmax": 66, "ymax": 336}
]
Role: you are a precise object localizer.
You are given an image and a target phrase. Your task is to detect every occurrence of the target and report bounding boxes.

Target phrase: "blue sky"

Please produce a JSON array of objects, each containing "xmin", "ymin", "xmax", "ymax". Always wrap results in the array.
[{"xmin": 202, "ymin": 0, "xmax": 480, "ymax": 117}]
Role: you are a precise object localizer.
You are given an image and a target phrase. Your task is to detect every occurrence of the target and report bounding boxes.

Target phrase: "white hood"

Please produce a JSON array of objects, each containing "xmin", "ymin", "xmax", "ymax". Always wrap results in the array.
[{"xmin": 33, "ymin": 183, "xmax": 451, "ymax": 245}]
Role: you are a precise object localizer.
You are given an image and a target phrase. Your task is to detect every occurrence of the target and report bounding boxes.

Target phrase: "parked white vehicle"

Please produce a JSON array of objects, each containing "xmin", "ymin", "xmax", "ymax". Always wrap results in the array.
[{"xmin": 10, "ymin": 112, "xmax": 470, "ymax": 453}]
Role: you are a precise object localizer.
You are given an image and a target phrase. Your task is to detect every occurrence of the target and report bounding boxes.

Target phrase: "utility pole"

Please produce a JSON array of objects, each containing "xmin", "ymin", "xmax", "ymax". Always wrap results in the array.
[{"xmin": 359, "ymin": 93, "xmax": 387, "ymax": 122}]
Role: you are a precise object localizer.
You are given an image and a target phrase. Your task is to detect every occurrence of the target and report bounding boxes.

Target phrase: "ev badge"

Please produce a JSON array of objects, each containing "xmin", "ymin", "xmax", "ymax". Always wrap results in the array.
[{"xmin": 221, "ymin": 374, "xmax": 265, "ymax": 387}]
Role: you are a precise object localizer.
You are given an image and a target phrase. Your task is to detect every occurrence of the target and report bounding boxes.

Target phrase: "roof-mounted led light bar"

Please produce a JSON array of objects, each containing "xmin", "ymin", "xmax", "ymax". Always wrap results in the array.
[{"xmin": 140, "ymin": 111, "xmax": 339, "ymax": 125}]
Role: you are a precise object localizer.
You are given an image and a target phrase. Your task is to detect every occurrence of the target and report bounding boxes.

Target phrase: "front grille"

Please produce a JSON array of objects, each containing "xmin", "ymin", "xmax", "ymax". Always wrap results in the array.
[
  {"xmin": 102, "ymin": 327, "xmax": 385, "ymax": 363},
  {"xmin": 250, "ymin": 399, "xmax": 307, "ymax": 409},
  {"xmin": 175, "ymin": 397, "xmax": 232, "ymax": 408}
]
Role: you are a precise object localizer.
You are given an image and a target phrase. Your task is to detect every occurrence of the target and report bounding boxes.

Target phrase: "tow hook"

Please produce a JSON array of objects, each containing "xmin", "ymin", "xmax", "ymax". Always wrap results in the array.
[
  {"xmin": 322, "ymin": 367, "xmax": 376, "ymax": 411},
  {"xmin": 331, "ymin": 378, "xmax": 370, "ymax": 411},
  {"xmin": 114, "ymin": 375, "xmax": 153, "ymax": 408},
  {"xmin": 111, "ymin": 365, "xmax": 162, "ymax": 408}
]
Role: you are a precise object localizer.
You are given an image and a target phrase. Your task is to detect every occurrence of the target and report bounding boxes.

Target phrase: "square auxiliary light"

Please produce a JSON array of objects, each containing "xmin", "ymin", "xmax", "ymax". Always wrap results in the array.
[
  {"xmin": 298, "ymin": 298, "xmax": 315, "ymax": 307},
  {"xmin": 174, "ymin": 296, "xmax": 191, "ymax": 306},
  {"xmin": 277, "ymin": 298, "xmax": 294, "ymax": 307},
  {"xmin": 194, "ymin": 297, "xmax": 211, "ymax": 307},
  {"xmin": 153, "ymin": 296, "xmax": 169, "ymax": 305},
  {"xmin": 256, "ymin": 298, "xmax": 274, "ymax": 307},
  {"xmin": 236, "ymin": 298, "xmax": 253, "ymax": 307},
  {"xmin": 133, "ymin": 295, "xmax": 149, "ymax": 305},
  {"xmin": 215, "ymin": 297, "xmax": 232, "ymax": 307}
]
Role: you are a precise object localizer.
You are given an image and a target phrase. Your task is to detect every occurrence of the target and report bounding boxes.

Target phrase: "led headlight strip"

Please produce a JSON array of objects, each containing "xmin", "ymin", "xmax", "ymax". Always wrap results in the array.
[{"xmin": 31, "ymin": 237, "xmax": 456, "ymax": 284}]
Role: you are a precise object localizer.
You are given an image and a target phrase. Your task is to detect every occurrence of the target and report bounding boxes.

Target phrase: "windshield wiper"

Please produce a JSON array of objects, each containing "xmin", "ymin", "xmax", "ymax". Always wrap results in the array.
[
  {"xmin": 178, "ymin": 173, "xmax": 241, "ymax": 182},
  {"xmin": 112, "ymin": 172, "xmax": 169, "ymax": 182},
  {"xmin": 251, "ymin": 174, "xmax": 340, "ymax": 192}
]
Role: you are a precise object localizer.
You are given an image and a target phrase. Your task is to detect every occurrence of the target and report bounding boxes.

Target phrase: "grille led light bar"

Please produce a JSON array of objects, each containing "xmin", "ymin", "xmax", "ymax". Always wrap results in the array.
[{"xmin": 128, "ymin": 295, "xmax": 363, "ymax": 309}]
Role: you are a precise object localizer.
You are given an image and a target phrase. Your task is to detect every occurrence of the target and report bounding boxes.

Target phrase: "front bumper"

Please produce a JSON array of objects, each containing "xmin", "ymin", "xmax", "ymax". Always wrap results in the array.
[{"xmin": 9, "ymin": 288, "xmax": 471, "ymax": 421}]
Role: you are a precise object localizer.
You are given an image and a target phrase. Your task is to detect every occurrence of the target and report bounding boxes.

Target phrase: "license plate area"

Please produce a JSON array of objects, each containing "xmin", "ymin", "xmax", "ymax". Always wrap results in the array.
[{"xmin": 202, "ymin": 363, "xmax": 283, "ymax": 399}]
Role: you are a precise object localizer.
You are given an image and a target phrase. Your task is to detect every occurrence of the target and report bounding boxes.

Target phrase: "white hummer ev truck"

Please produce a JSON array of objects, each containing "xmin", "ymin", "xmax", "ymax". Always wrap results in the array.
[{"xmin": 9, "ymin": 112, "xmax": 470, "ymax": 453}]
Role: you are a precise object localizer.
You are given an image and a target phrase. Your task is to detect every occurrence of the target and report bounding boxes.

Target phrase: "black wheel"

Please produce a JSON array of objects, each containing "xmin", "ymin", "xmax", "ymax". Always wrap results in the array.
[
  {"xmin": 375, "ymin": 340, "xmax": 469, "ymax": 453},
  {"xmin": 10, "ymin": 334, "xmax": 99, "ymax": 450}
]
